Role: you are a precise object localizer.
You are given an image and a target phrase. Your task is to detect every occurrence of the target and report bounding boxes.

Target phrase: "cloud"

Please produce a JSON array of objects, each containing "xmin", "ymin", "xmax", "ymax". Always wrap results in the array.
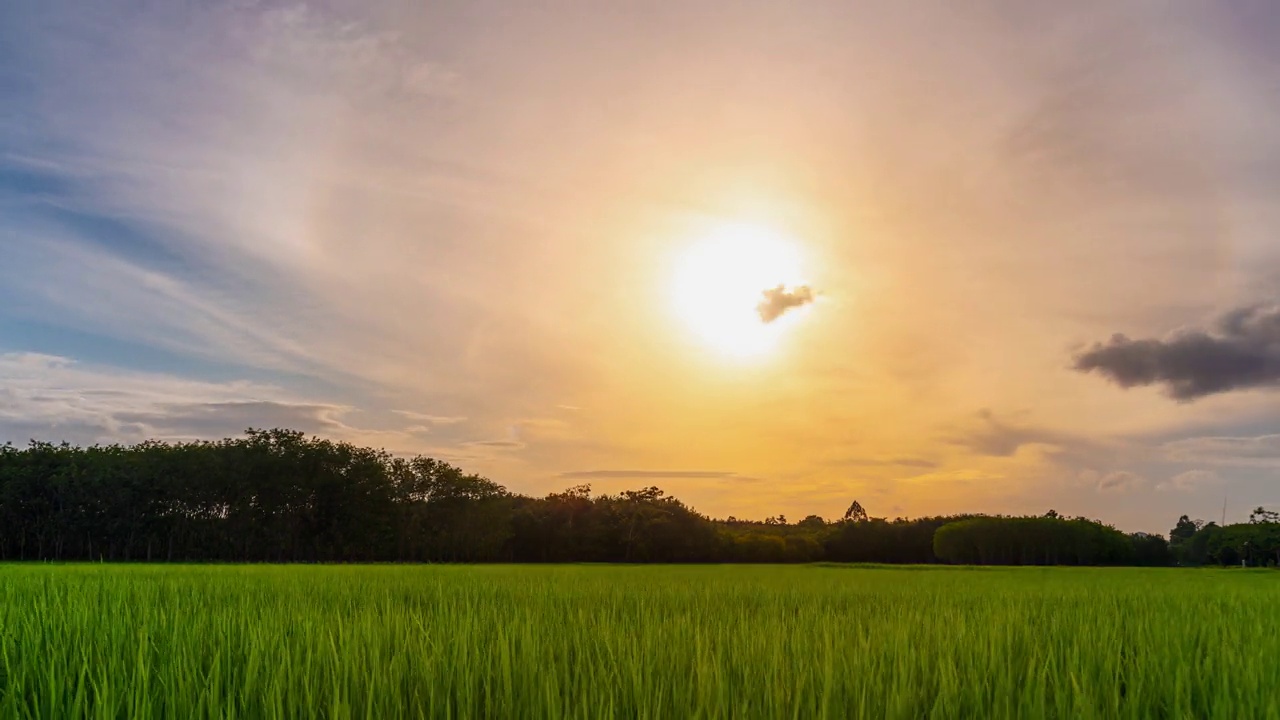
[
  {"xmin": 1156, "ymin": 469, "xmax": 1221, "ymax": 492},
  {"xmin": 462, "ymin": 439, "xmax": 526, "ymax": 450},
  {"xmin": 0, "ymin": 236, "xmax": 323, "ymax": 377},
  {"xmin": 1162, "ymin": 434, "xmax": 1280, "ymax": 467},
  {"xmin": 392, "ymin": 410, "xmax": 468, "ymax": 426},
  {"xmin": 402, "ymin": 62, "xmax": 461, "ymax": 97},
  {"xmin": 1074, "ymin": 305, "xmax": 1280, "ymax": 400},
  {"xmin": 0, "ymin": 352, "xmax": 445, "ymax": 454},
  {"xmin": 7, "ymin": 0, "xmax": 1280, "ymax": 530},
  {"xmin": 114, "ymin": 400, "xmax": 351, "ymax": 439},
  {"xmin": 948, "ymin": 410, "xmax": 1079, "ymax": 458},
  {"xmin": 0, "ymin": 352, "xmax": 304, "ymax": 445},
  {"xmin": 895, "ymin": 469, "xmax": 1005, "ymax": 486},
  {"xmin": 1081, "ymin": 469, "xmax": 1146, "ymax": 494},
  {"xmin": 822, "ymin": 455, "xmax": 938, "ymax": 469},
  {"xmin": 558, "ymin": 469, "xmax": 759, "ymax": 481},
  {"xmin": 0, "ymin": 0, "xmax": 602, "ymax": 456},
  {"xmin": 888, "ymin": 457, "xmax": 939, "ymax": 469},
  {"xmin": 756, "ymin": 285, "xmax": 815, "ymax": 323}
]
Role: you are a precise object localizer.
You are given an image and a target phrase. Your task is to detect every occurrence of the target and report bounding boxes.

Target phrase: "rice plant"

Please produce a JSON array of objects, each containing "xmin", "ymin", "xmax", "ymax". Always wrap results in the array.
[{"xmin": 0, "ymin": 564, "xmax": 1276, "ymax": 719}]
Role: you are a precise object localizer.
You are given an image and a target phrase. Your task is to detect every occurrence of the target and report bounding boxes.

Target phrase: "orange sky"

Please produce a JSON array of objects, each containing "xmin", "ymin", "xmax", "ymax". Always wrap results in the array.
[{"xmin": 5, "ymin": 1, "xmax": 1280, "ymax": 531}]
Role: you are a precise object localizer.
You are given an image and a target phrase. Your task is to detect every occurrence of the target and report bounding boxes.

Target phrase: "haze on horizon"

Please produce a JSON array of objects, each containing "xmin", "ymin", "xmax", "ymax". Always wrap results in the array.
[{"xmin": 4, "ymin": 1, "xmax": 1280, "ymax": 532}]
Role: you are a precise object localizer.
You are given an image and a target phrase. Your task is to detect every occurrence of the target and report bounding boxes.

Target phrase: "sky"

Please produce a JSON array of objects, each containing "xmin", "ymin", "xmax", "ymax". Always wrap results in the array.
[{"xmin": 4, "ymin": 1, "xmax": 1280, "ymax": 532}]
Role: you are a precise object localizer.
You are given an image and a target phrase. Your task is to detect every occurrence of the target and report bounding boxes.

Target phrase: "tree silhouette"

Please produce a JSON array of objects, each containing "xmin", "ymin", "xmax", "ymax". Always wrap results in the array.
[
  {"xmin": 1250, "ymin": 507, "xmax": 1279, "ymax": 524},
  {"xmin": 843, "ymin": 500, "xmax": 868, "ymax": 523},
  {"xmin": 0, "ymin": 429, "xmax": 1213, "ymax": 566}
]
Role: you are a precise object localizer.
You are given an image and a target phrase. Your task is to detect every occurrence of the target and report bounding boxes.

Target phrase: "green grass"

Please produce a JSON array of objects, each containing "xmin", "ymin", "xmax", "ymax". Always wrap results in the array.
[{"xmin": 1, "ymin": 565, "xmax": 1277, "ymax": 719}]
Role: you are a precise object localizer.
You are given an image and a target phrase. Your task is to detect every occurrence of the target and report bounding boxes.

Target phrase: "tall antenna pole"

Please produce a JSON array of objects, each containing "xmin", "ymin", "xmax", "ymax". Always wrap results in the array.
[{"xmin": 1222, "ymin": 487, "xmax": 1228, "ymax": 526}]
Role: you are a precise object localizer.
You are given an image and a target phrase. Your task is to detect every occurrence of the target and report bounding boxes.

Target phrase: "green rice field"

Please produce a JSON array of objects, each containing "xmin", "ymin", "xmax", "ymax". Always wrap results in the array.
[{"xmin": 1, "ymin": 564, "xmax": 1276, "ymax": 719}]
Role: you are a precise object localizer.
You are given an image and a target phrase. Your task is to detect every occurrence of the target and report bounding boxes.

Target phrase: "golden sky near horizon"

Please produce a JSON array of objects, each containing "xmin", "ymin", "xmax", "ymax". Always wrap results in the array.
[{"xmin": 5, "ymin": 1, "xmax": 1280, "ymax": 530}]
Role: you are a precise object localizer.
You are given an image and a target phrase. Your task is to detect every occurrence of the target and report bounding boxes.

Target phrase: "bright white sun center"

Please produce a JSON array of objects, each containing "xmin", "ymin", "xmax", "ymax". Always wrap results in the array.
[{"xmin": 670, "ymin": 222, "xmax": 807, "ymax": 358}]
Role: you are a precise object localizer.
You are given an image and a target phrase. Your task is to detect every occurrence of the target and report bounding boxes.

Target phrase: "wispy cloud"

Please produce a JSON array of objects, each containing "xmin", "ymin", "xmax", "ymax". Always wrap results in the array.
[
  {"xmin": 1163, "ymin": 434, "xmax": 1280, "ymax": 467},
  {"xmin": 1156, "ymin": 469, "xmax": 1221, "ymax": 492},
  {"xmin": 0, "ymin": 352, "xmax": 299, "ymax": 445},
  {"xmin": 821, "ymin": 455, "xmax": 938, "ymax": 469},
  {"xmin": 0, "ymin": 0, "xmax": 596, "ymax": 443},
  {"xmin": 392, "ymin": 410, "xmax": 468, "ymax": 426},
  {"xmin": 558, "ymin": 469, "xmax": 761, "ymax": 482},
  {"xmin": 464, "ymin": 439, "xmax": 526, "ymax": 450},
  {"xmin": 1080, "ymin": 469, "xmax": 1147, "ymax": 494},
  {"xmin": 6, "ymin": 0, "xmax": 1280, "ymax": 529},
  {"xmin": 0, "ymin": 352, "xmax": 447, "ymax": 454},
  {"xmin": 948, "ymin": 410, "xmax": 1081, "ymax": 459}
]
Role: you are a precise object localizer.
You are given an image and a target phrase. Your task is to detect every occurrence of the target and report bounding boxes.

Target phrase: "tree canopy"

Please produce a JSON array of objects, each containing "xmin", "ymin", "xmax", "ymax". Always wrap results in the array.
[{"xmin": 1, "ymin": 429, "xmax": 1273, "ymax": 566}]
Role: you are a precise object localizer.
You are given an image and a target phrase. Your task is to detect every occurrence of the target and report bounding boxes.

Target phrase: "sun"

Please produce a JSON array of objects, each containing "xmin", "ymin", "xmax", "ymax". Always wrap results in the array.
[{"xmin": 670, "ymin": 222, "xmax": 810, "ymax": 359}]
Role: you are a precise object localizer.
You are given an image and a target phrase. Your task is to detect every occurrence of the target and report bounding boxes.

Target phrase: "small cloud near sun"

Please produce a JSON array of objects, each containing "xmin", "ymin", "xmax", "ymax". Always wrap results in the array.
[{"xmin": 757, "ymin": 285, "xmax": 816, "ymax": 323}]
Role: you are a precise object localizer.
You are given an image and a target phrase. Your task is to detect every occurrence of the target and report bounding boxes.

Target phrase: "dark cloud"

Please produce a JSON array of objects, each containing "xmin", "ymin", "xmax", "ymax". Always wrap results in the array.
[
  {"xmin": 756, "ymin": 285, "xmax": 814, "ymax": 323},
  {"xmin": 1074, "ymin": 304, "xmax": 1280, "ymax": 400}
]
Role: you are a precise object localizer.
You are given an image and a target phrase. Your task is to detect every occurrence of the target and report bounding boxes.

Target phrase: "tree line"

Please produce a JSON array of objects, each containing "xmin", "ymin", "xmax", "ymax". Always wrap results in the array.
[
  {"xmin": 1, "ymin": 429, "xmax": 1275, "ymax": 566},
  {"xmin": 1167, "ymin": 511, "xmax": 1280, "ymax": 567}
]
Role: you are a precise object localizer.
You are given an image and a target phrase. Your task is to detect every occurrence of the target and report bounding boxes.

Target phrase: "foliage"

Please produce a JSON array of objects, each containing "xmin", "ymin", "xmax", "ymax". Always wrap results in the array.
[
  {"xmin": 1169, "ymin": 514, "xmax": 1280, "ymax": 567},
  {"xmin": 0, "ymin": 429, "xmax": 1184, "ymax": 565},
  {"xmin": 1249, "ymin": 506, "xmax": 1280, "ymax": 524},
  {"xmin": 0, "ymin": 430, "xmax": 506, "ymax": 563},
  {"xmin": 932, "ymin": 516, "xmax": 1157, "ymax": 566},
  {"xmin": 823, "ymin": 515, "xmax": 961, "ymax": 563},
  {"xmin": 842, "ymin": 499, "xmax": 868, "ymax": 522}
]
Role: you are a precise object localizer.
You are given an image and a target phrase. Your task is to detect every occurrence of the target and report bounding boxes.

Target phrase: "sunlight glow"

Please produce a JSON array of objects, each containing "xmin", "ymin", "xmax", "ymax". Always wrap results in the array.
[{"xmin": 670, "ymin": 222, "xmax": 809, "ymax": 359}]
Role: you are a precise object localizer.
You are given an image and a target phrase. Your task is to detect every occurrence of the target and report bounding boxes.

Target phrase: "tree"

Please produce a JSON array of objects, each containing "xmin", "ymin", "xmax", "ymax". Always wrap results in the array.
[
  {"xmin": 0, "ymin": 428, "xmax": 1188, "ymax": 567},
  {"xmin": 1179, "ymin": 522, "xmax": 1220, "ymax": 566},
  {"xmin": 1249, "ymin": 507, "xmax": 1280, "ymax": 524},
  {"xmin": 1169, "ymin": 515, "xmax": 1199, "ymax": 546},
  {"xmin": 933, "ymin": 516, "xmax": 1135, "ymax": 566}
]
